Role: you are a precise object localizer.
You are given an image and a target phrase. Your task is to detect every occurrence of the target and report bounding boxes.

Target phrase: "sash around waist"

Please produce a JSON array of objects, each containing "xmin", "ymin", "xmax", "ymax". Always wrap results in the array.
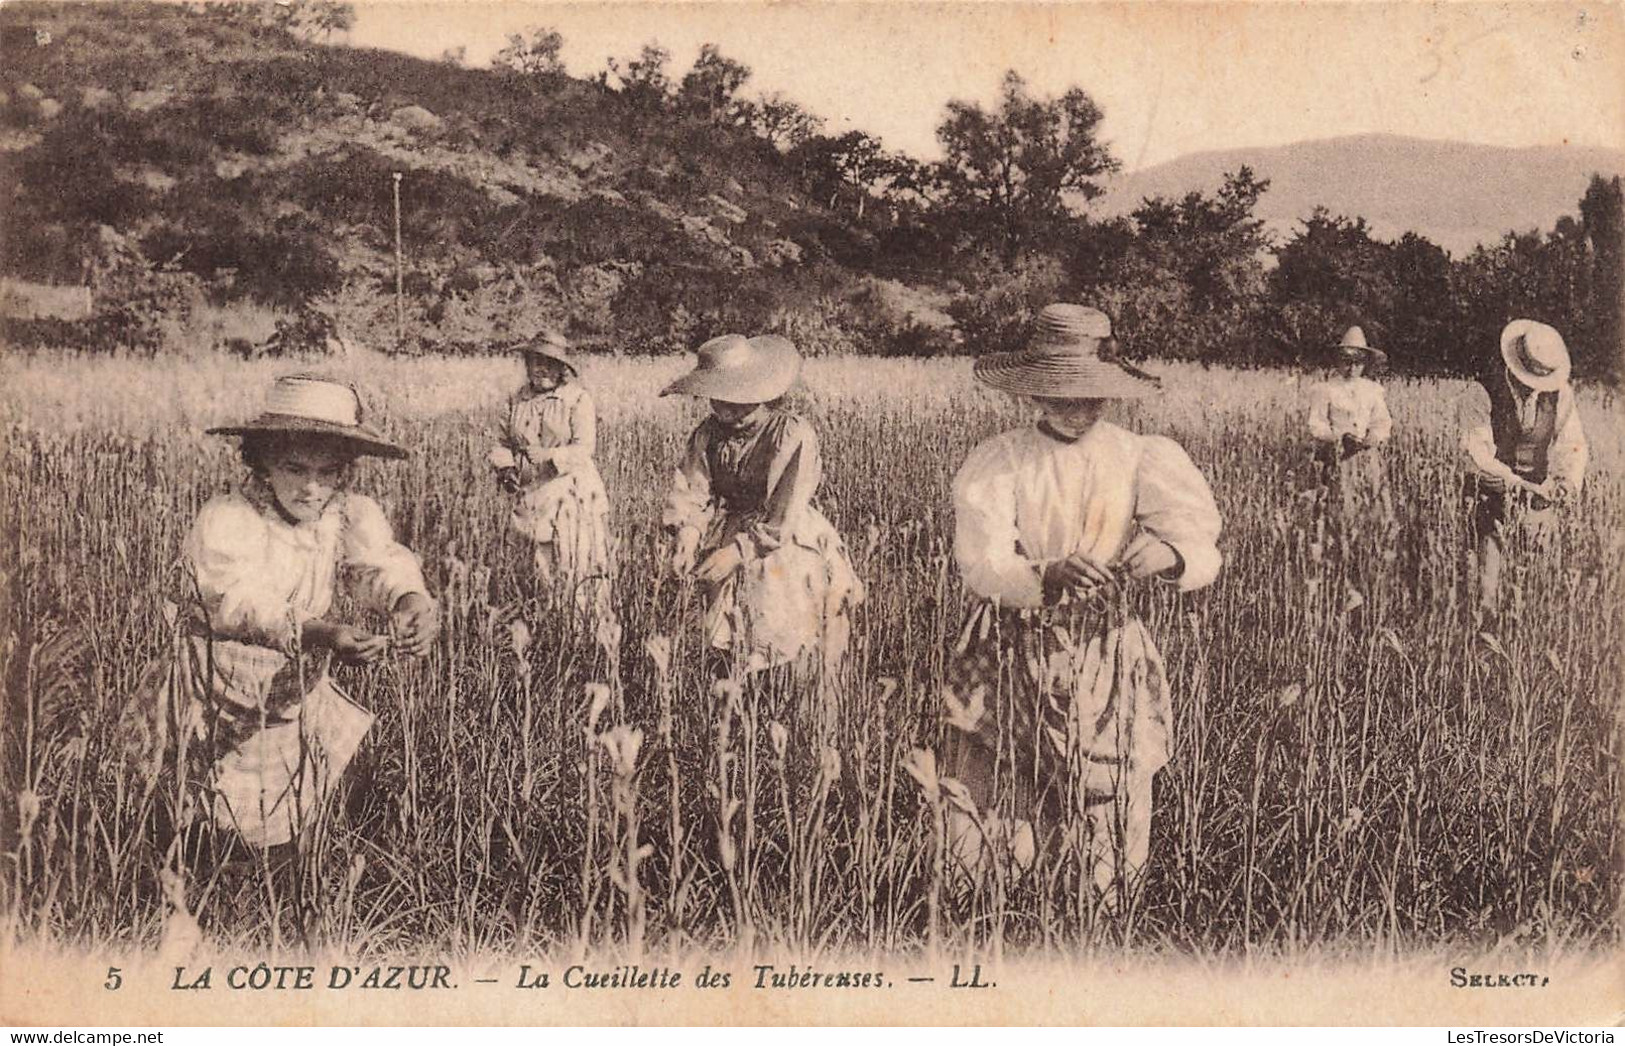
[{"xmin": 179, "ymin": 632, "xmax": 331, "ymax": 721}]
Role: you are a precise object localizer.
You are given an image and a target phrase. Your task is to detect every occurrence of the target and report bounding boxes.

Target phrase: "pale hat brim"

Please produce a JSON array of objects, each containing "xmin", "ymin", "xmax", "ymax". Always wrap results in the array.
[
  {"xmin": 972, "ymin": 351, "xmax": 1160, "ymax": 399},
  {"xmin": 1500, "ymin": 319, "xmax": 1570, "ymax": 392},
  {"xmin": 660, "ymin": 337, "xmax": 802, "ymax": 403},
  {"xmin": 207, "ymin": 415, "xmax": 408, "ymax": 459},
  {"xmin": 518, "ymin": 342, "xmax": 577, "ymax": 375},
  {"xmin": 1335, "ymin": 343, "xmax": 1387, "ymax": 366}
]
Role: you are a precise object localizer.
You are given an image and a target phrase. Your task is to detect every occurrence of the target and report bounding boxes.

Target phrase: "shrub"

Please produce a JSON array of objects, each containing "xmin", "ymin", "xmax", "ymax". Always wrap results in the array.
[
  {"xmin": 84, "ymin": 226, "xmax": 205, "ymax": 354},
  {"xmin": 945, "ymin": 255, "xmax": 1068, "ymax": 355}
]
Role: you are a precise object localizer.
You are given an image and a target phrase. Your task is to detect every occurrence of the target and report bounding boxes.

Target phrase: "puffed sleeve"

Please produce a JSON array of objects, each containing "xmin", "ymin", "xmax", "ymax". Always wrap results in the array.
[
  {"xmin": 1549, "ymin": 388, "xmax": 1589, "ymax": 491},
  {"xmin": 662, "ymin": 423, "xmax": 715, "ymax": 537},
  {"xmin": 748, "ymin": 415, "xmax": 822, "ymax": 553},
  {"xmin": 1306, "ymin": 382, "xmax": 1337, "ymax": 443},
  {"xmin": 1364, "ymin": 381, "xmax": 1393, "ymax": 444},
  {"xmin": 1458, "ymin": 385, "xmax": 1519, "ymax": 485},
  {"xmin": 1134, "ymin": 436, "xmax": 1224, "ymax": 592},
  {"xmin": 340, "ymin": 494, "xmax": 430, "ymax": 614},
  {"xmin": 549, "ymin": 387, "xmax": 598, "ymax": 474},
  {"xmin": 184, "ymin": 496, "xmax": 301, "ymax": 649},
  {"xmin": 953, "ymin": 436, "xmax": 1044, "ymax": 609}
]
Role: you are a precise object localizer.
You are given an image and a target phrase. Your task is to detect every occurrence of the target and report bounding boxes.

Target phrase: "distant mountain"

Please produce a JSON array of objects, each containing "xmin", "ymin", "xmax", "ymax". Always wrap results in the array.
[{"xmin": 1093, "ymin": 134, "xmax": 1625, "ymax": 257}]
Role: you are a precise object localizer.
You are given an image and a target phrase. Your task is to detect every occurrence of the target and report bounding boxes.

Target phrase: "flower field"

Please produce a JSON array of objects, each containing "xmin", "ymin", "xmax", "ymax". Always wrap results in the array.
[{"xmin": 1, "ymin": 350, "xmax": 1619, "ymax": 962}]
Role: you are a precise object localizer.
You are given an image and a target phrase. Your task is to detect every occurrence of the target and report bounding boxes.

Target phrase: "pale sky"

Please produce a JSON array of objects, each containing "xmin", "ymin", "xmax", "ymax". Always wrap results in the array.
[{"xmin": 347, "ymin": 1, "xmax": 1625, "ymax": 171}]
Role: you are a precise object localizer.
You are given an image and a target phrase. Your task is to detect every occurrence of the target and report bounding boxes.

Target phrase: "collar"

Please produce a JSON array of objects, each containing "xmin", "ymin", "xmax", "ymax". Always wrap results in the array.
[
  {"xmin": 521, "ymin": 381, "xmax": 576, "ymax": 403},
  {"xmin": 714, "ymin": 408, "xmax": 770, "ymax": 438},
  {"xmin": 1503, "ymin": 370, "xmax": 1560, "ymax": 403},
  {"xmin": 240, "ymin": 474, "xmax": 343, "ymax": 544},
  {"xmin": 1037, "ymin": 419, "xmax": 1083, "ymax": 444}
]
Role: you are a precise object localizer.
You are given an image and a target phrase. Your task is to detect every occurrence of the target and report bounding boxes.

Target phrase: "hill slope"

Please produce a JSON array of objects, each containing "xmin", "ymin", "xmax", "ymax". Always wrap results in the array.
[
  {"xmin": 1095, "ymin": 134, "xmax": 1625, "ymax": 256},
  {"xmin": 0, "ymin": 1, "xmax": 906, "ymax": 352},
  {"xmin": 0, "ymin": 4, "xmax": 1614, "ymax": 360}
]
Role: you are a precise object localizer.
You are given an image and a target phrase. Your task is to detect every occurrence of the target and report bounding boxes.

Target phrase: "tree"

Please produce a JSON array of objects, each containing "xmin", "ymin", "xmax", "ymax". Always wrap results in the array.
[
  {"xmin": 1139, "ymin": 167, "xmax": 1271, "ymax": 307},
  {"xmin": 788, "ymin": 131, "xmax": 903, "ymax": 221},
  {"xmin": 494, "ymin": 26, "xmax": 565, "ymax": 76},
  {"xmin": 1384, "ymin": 231, "xmax": 1459, "ymax": 373},
  {"xmin": 677, "ymin": 43, "xmax": 752, "ymax": 124},
  {"xmin": 1267, "ymin": 209, "xmax": 1397, "ymax": 364},
  {"xmin": 607, "ymin": 42, "xmax": 674, "ymax": 109},
  {"xmin": 1578, "ymin": 174, "xmax": 1623, "ymax": 380},
  {"xmin": 1090, "ymin": 168, "xmax": 1272, "ymax": 362},
  {"xmin": 301, "ymin": 0, "xmax": 354, "ymax": 40},
  {"xmin": 753, "ymin": 92, "xmax": 824, "ymax": 150},
  {"xmin": 1579, "ymin": 174, "xmax": 1623, "ymax": 271},
  {"xmin": 1455, "ymin": 175, "xmax": 1624, "ymax": 382},
  {"xmin": 934, "ymin": 70, "xmax": 1119, "ymax": 267},
  {"xmin": 211, "ymin": 0, "xmax": 354, "ymax": 41}
]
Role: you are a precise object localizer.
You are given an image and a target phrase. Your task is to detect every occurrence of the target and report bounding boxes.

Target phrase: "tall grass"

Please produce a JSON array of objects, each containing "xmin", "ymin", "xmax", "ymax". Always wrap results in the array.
[{"xmin": 0, "ymin": 352, "xmax": 1618, "ymax": 961}]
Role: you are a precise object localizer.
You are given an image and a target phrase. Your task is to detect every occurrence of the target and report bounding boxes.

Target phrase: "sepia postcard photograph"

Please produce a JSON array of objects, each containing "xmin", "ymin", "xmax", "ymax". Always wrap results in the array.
[{"xmin": 0, "ymin": 0, "xmax": 1621, "ymax": 1029}]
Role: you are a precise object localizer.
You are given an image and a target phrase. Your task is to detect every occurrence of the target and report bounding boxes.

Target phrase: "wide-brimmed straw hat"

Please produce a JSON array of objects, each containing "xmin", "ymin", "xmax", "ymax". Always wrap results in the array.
[
  {"xmin": 518, "ymin": 328, "xmax": 576, "ymax": 375},
  {"xmin": 660, "ymin": 333, "xmax": 802, "ymax": 404},
  {"xmin": 1500, "ymin": 319, "xmax": 1570, "ymax": 392},
  {"xmin": 972, "ymin": 304, "xmax": 1160, "ymax": 399},
  {"xmin": 1335, "ymin": 326, "xmax": 1387, "ymax": 367},
  {"xmin": 207, "ymin": 374, "xmax": 406, "ymax": 459}
]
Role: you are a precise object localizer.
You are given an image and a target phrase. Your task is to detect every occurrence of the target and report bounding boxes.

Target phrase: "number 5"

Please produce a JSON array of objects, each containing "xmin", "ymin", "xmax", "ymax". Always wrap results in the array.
[{"xmin": 105, "ymin": 967, "xmax": 122, "ymax": 990}]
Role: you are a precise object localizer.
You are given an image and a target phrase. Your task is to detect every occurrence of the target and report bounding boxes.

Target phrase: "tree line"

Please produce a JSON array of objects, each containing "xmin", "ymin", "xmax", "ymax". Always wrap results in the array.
[
  {"xmin": 490, "ymin": 27, "xmax": 1623, "ymax": 381},
  {"xmin": 2, "ymin": 5, "xmax": 1618, "ymax": 380}
]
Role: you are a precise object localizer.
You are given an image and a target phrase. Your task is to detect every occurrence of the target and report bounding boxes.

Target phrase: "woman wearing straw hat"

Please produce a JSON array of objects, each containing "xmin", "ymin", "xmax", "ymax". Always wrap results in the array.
[
  {"xmin": 939, "ymin": 303, "xmax": 1222, "ymax": 904},
  {"xmin": 660, "ymin": 333, "xmax": 865, "ymax": 678},
  {"xmin": 488, "ymin": 330, "xmax": 615, "ymax": 625},
  {"xmin": 1307, "ymin": 326, "xmax": 1393, "ymax": 515},
  {"xmin": 1459, "ymin": 319, "xmax": 1588, "ymax": 621},
  {"xmin": 1304, "ymin": 325, "xmax": 1395, "ymax": 610},
  {"xmin": 124, "ymin": 374, "xmax": 438, "ymax": 860}
]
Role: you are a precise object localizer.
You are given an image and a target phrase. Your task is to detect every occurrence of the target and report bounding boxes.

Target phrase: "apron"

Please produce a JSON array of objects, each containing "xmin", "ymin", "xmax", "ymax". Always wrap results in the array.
[
  {"xmin": 143, "ymin": 632, "xmax": 374, "ymax": 848},
  {"xmin": 942, "ymin": 593, "xmax": 1170, "ymax": 821}
]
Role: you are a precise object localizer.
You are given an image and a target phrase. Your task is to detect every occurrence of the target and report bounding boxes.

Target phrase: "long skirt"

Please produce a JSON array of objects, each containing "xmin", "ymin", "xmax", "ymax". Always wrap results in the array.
[
  {"xmin": 696, "ymin": 506, "xmax": 865, "ymax": 675},
  {"xmin": 1313, "ymin": 443, "xmax": 1393, "ymax": 540},
  {"xmin": 510, "ymin": 465, "xmax": 615, "ymax": 620},
  {"xmin": 939, "ymin": 599, "xmax": 1168, "ymax": 890},
  {"xmin": 126, "ymin": 634, "xmax": 373, "ymax": 849}
]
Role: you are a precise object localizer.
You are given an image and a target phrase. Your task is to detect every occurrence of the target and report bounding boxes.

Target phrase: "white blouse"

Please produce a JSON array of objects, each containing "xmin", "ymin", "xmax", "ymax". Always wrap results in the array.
[
  {"xmin": 185, "ymin": 490, "xmax": 430, "ymax": 650},
  {"xmin": 953, "ymin": 421, "xmax": 1223, "ymax": 610},
  {"xmin": 1306, "ymin": 377, "xmax": 1393, "ymax": 444},
  {"xmin": 1458, "ymin": 380, "xmax": 1588, "ymax": 490},
  {"xmin": 488, "ymin": 382, "xmax": 598, "ymax": 477}
]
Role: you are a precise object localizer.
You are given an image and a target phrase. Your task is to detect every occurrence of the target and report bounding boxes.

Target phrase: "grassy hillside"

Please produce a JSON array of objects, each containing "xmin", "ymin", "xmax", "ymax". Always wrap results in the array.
[{"xmin": 0, "ymin": 2, "xmax": 934, "ymax": 353}]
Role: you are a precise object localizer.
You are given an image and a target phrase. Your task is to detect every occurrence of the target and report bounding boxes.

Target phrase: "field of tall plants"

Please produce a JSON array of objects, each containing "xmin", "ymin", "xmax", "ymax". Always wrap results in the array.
[{"xmin": 1, "ymin": 349, "xmax": 1619, "ymax": 963}]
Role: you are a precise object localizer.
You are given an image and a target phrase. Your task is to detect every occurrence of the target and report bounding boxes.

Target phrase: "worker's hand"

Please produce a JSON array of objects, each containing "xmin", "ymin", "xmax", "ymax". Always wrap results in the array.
[
  {"xmin": 671, "ymin": 528, "xmax": 701, "ymax": 577},
  {"xmin": 696, "ymin": 545, "xmax": 744, "ymax": 585},
  {"xmin": 1523, "ymin": 477, "xmax": 1556, "ymax": 500},
  {"xmin": 325, "ymin": 623, "xmax": 388, "ymax": 665},
  {"xmin": 390, "ymin": 593, "xmax": 439, "ymax": 659},
  {"xmin": 1041, "ymin": 554, "xmax": 1118, "ymax": 605},
  {"xmin": 1119, "ymin": 533, "xmax": 1183, "ymax": 582}
]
